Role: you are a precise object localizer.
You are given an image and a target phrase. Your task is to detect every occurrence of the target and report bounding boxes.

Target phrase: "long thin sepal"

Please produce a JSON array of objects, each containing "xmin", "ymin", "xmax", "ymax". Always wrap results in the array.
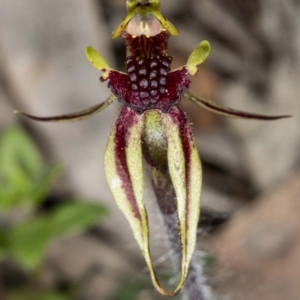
[
  {"xmin": 185, "ymin": 91, "xmax": 292, "ymax": 120},
  {"xmin": 14, "ymin": 94, "xmax": 116, "ymax": 122}
]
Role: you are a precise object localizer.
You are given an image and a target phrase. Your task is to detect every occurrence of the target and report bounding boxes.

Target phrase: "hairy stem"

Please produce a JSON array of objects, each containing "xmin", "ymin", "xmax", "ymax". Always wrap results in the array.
[
  {"xmin": 145, "ymin": 159, "xmax": 212, "ymax": 299},
  {"xmin": 142, "ymin": 112, "xmax": 213, "ymax": 299},
  {"xmin": 155, "ymin": 184, "xmax": 213, "ymax": 300}
]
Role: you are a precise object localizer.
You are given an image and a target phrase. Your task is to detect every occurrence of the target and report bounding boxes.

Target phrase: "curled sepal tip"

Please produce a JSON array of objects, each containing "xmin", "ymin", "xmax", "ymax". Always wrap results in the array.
[
  {"xmin": 187, "ymin": 40, "xmax": 211, "ymax": 75},
  {"xmin": 185, "ymin": 91, "xmax": 292, "ymax": 120},
  {"xmin": 85, "ymin": 46, "xmax": 110, "ymax": 79},
  {"xmin": 14, "ymin": 95, "xmax": 116, "ymax": 122}
]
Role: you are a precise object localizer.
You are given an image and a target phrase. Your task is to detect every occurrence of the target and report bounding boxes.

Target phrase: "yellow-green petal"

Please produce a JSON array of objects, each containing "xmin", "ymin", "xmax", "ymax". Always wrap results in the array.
[
  {"xmin": 186, "ymin": 40, "xmax": 211, "ymax": 75},
  {"xmin": 85, "ymin": 46, "xmax": 110, "ymax": 73}
]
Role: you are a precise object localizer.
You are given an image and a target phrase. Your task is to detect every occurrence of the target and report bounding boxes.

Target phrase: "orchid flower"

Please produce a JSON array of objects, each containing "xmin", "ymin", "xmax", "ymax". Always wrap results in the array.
[{"xmin": 15, "ymin": 0, "xmax": 291, "ymax": 297}]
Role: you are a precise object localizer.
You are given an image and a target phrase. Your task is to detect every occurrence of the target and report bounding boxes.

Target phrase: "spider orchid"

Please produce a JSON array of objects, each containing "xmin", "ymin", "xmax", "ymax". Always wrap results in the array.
[{"xmin": 16, "ymin": 0, "xmax": 290, "ymax": 296}]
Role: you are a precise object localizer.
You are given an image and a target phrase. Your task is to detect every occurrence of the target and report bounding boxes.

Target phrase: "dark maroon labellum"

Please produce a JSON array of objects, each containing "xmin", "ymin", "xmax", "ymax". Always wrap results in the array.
[{"xmin": 105, "ymin": 54, "xmax": 190, "ymax": 114}]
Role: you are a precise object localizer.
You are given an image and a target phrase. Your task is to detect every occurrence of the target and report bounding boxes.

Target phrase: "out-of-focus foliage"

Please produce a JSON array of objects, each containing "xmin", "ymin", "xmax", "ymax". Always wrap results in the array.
[
  {"xmin": 0, "ymin": 126, "xmax": 107, "ymax": 272},
  {"xmin": 9, "ymin": 200, "xmax": 107, "ymax": 271},
  {"xmin": 112, "ymin": 281, "xmax": 149, "ymax": 300},
  {"xmin": 0, "ymin": 126, "xmax": 62, "ymax": 210},
  {"xmin": 112, "ymin": 277, "xmax": 172, "ymax": 300},
  {"xmin": 12, "ymin": 290, "xmax": 69, "ymax": 300}
]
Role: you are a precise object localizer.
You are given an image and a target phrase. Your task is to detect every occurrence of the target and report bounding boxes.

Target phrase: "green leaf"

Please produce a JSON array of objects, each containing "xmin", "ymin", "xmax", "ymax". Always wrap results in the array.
[
  {"xmin": 32, "ymin": 163, "xmax": 63, "ymax": 204},
  {"xmin": 10, "ymin": 217, "xmax": 52, "ymax": 271},
  {"xmin": 0, "ymin": 228, "xmax": 9, "ymax": 260},
  {"xmin": 186, "ymin": 40, "xmax": 211, "ymax": 75},
  {"xmin": 0, "ymin": 182, "xmax": 32, "ymax": 212},
  {"xmin": 12, "ymin": 289, "xmax": 69, "ymax": 300},
  {"xmin": 38, "ymin": 292, "xmax": 70, "ymax": 300},
  {"xmin": 0, "ymin": 127, "xmax": 42, "ymax": 181},
  {"xmin": 0, "ymin": 126, "xmax": 47, "ymax": 209},
  {"xmin": 0, "ymin": 127, "xmax": 64, "ymax": 210},
  {"xmin": 48, "ymin": 201, "xmax": 107, "ymax": 238},
  {"xmin": 112, "ymin": 281, "xmax": 148, "ymax": 300},
  {"xmin": 85, "ymin": 46, "xmax": 110, "ymax": 71},
  {"xmin": 9, "ymin": 201, "xmax": 107, "ymax": 271},
  {"xmin": 113, "ymin": 278, "xmax": 171, "ymax": 300}
]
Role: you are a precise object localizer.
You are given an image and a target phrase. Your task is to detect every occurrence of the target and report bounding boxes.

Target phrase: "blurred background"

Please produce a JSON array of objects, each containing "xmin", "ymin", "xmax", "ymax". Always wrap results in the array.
[{"xmin": 0, "ymin": 0, "xmax": 299, "ymax": 299}]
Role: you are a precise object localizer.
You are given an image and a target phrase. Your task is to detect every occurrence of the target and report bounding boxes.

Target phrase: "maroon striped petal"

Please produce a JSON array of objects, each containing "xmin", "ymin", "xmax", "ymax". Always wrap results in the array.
[
  {"xmin": 104, "ymin": 107, "xmax": 176, "ymax": 296},
  {"xmin": 161, "ymin": 106, "xmax": 202, "ymax": 295}
]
